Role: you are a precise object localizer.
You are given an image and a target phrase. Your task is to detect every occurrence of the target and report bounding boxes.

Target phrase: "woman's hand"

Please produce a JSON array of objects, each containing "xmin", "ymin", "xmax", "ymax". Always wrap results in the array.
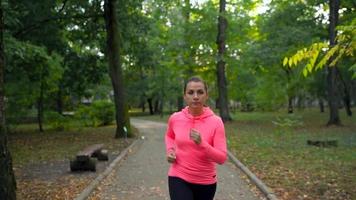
[
  {"xmin": 190, "ymin": 128, "xmax": 201, "ymax": 145},
  {"xmin": 167, "ymin": 151, "xmax": 176, "ymax": 163}
]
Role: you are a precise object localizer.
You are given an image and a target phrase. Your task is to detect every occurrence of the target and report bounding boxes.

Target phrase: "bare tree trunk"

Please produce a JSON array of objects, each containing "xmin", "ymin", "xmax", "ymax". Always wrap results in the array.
[
  {"xmin": 56, "ymin": 84, "xmax": 63, "ymax": 115},
  {"xmin": 336, "ymin": 69, "xmax": 352, "ymax": 116},
  {"xmin": 327, "ymin": 0, "xmax": 341, "ymax": 126},
  {"xmin": 319, "ymin": 98, "xmax": 325, "ymax": 113},
  {"xmin": 288, "ymin": 97, "xmax": 294, "ymax": 113},
  {"xmin": 284, "ymin": 68, "xmax": 294, "ymax": 113},
  {"xmin": 37, "ymin": 75, "xmax": 44, "ymax": 132},
  {"xmin": 104, "ymin": 0, "xmax": 131, "ymax": 138},
  {"xmin": 147, "ymin": 98, "xmax": 154, "ymax": 115},
  {"xmin": 0, "ymin": 3, "xmax": 17, "ymax": 198},
  {"xmin": 216, "ymin": 0, "xmax": 231, "ymax": 122}
]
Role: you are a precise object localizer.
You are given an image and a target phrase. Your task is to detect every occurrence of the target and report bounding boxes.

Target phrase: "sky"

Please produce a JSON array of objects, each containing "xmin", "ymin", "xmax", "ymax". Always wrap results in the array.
[{"xmin": 190, "ymin": 0, "xmax": 271, "ymax": 14}]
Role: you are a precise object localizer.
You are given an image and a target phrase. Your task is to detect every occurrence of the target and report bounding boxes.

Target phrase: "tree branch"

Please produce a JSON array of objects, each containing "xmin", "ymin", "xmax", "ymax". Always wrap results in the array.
[{"xmin": 14, "ymin": 13, "xmax": 103, "ymax": 37}]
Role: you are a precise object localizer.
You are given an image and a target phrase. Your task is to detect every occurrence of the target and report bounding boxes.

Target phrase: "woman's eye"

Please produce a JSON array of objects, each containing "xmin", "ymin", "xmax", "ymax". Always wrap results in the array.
[
  {"xmin": 198, "ymin": 90, "xmax": 204, "ymax": 94},
  {"xmin": 188, "ymin": 91, "xmax": 194, "ymax": 95}
]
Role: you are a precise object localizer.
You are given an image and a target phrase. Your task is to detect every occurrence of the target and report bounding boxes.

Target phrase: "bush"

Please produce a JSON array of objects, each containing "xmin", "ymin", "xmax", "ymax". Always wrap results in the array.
[
  {"xmin": 75, "ymin": 105, "xmax": 93, "ymax": 127},
  {"xmin": 44, "ymin": 111, "xmax": 69, "ymax": 131},
  {"xmin": 90, "ymin": 100, "xmax": 115, "ymax": 126},
  {"xmin": 75, "ymin": 100, "xmax": 115, "ymax": 127}
]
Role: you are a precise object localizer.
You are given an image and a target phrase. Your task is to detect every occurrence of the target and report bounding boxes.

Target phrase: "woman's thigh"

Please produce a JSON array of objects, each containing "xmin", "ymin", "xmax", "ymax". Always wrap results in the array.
[
  {"xmin": 191, "ymin": 182, "xmax": 216, "ymax": 200},
  {"xmin": 168, "ymin": 176, "xmax": 194, "ymax": 200}
]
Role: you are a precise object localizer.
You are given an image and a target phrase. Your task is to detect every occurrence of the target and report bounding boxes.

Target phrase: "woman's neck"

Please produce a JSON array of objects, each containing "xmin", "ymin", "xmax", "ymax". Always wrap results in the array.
[{"xmin": 188, "ymin": 107, "xmax": 203, "ymax": 116}]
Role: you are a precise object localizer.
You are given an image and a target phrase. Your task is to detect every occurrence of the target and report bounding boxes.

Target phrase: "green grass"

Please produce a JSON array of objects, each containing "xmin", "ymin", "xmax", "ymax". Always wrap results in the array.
[
  {"xmin": 227, "ymin": 108, "xmax": 356, "ymax": 200},
  {"xmin": 8, "ymin": 123, "xmax": 137, "ymax": 167}
]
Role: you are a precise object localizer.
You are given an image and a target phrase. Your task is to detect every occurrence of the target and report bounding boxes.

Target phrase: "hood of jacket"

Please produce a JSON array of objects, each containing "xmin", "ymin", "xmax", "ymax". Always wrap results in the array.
[{"xmin": 181, "ymin": 106, "xmax": 214, "ymax": 120}]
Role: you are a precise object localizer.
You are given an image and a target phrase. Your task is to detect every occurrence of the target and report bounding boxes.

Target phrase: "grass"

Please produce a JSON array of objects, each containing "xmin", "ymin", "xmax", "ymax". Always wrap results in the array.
[
  {"xmin": 135, "ymin": 108, "xmax": 356, "ymax": 200},
  {"xmin": 8, "ymin": 123, "xmax": 137, "ymax": 166},
  {"xmin": 227, "ymin": 108, "xmax": 356, "ymax": 200}
]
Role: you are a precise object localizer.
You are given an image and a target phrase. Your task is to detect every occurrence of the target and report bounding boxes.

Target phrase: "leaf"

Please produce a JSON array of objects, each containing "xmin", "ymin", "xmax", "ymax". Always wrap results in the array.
[
  {"xmin": 306, "ymin": 63, "xmax": 313, "ymax": 73},
  {"xmin": 289, "ymin": 57, "xmax": 293, "ymax": 67},
  {"xmin": 302, "ymin": 68, "xmax": 308, "ymax": 77},
  {"xmin": 283, "ymin": 57, "xmax": 288, "ymax": 66}
]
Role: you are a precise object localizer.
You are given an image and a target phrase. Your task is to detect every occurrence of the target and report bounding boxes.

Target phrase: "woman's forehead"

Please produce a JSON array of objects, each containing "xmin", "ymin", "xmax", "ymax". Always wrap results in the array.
[{"xmin": 186, "ymin": 81, "xmax": 205, "ymax": 89}]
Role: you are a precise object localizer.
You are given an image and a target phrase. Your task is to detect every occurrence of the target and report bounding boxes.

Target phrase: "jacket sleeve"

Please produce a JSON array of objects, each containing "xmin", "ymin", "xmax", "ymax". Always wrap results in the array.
[
  {"xmin": 165, "ymin": 116, "xmax": 175, "ymax": 154},
  {"xmin": 201, "ymin": 118, "xmax": 227, "ymax": 164}
]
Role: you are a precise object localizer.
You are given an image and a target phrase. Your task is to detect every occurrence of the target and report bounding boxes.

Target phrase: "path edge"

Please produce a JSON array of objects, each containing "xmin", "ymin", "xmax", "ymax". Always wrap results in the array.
[
  {"xmin": 227, "ymin": 150, "xmax": 279, "ymax": 200},
  {"xmin": 74, "ymin": 139, "xmax": 141, "ymax": 200}
]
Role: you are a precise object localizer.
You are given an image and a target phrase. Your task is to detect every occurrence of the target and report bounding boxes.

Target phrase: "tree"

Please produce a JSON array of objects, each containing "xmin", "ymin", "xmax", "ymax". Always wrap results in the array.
[
  {"xmin": 326, "ymin": 0, "xmax": 341, "ymax": 125},
  {"xmin": 284, "ymin": 0, "xmax": 355, "ymax": 124},
  {"xmin": 104, "ymin": 0, "xmax": 131, "ymax": 138},
  {"xmin": 216, "ymin": 0, "xmax": 231, "ymax": 122},
  {"xmin": 0, "ymin": 1, "xmax": 16, "ymax": 198}
]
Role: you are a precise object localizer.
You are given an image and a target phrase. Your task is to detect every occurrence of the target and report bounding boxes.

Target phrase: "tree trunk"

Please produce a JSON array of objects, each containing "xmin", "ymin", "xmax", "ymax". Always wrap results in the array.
[
  {"xmin": 56, "ymin": 84, "xmax": 63, "ymax": 115},
  {"xmin": 140, "ymin": 99, "xmax": 145, "ymax": 113},
  {"xmin": 284, "ymin": 68, "xmax": 294, "ymax": 113},
  {"xmin": 319, "ymin": 98, "xmax": 324, "ymax": 113},
  {"xmin": 336, "ymin": 69, "xmax": 352, "ymax": 116},
  {"xmin": 216, "ymin": 0, "xmax": 231, "ymax": 122},
  {"xmin": 154, "ymin": 99, "xmax": 160, "ymax": 114},
  {"xmin": 37, "ymin": 76, "xmax": 44, "ymax": 132},
  {"xmin": 104, "ymin": 0, "xmax": 131, "ymax": 138},
  {"xmin": 326, "ymin": 0, "xmax": 341, "ymax": 125},
  {"xmin": 288, "ymin": 97, "xmax": 294, "ymax": 113},
  {"xmin": 147, "ymin": 98, "xmax": 154, "ymax": 115},
  {"xmin": 177, "ymin": 96, "xmax": 184, "ymax": 111},
  {"xmin": 0, "ymin": 4, "xmax": 17, "ymax": 199}
]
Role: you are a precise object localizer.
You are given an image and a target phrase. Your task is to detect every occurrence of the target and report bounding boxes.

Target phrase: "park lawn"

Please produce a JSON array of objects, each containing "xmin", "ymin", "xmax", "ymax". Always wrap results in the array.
[
  {"xmin": 227, "ymin": 108, "xmax": 356, "ymax": 200},
  {"xmin": 8, "ymin": 124, "xmax": 137, "ymax": 166},
  {"xmin": 8, "ymin": 123, "xmax": 136, "ymax": 199}
]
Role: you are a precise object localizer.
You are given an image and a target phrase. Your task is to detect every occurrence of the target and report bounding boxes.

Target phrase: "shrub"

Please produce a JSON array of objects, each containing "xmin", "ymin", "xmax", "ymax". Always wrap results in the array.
[
  {"xmin": 90, "ymin": 100, "xmax": 115, "ymax": 126},
  {"xmin": 75, "ymin": 100, "xmax": 115, "ymax": 127},
  {"xmin": 44, "ymin": 111, "xmax": 69, "ymax": 131}
]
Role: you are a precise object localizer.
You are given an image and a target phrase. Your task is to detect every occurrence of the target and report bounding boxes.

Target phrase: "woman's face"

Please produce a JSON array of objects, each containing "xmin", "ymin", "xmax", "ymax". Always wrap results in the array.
[{"xmin": 184, "ymin": 81, "xmax": 208, "ymax": 110}]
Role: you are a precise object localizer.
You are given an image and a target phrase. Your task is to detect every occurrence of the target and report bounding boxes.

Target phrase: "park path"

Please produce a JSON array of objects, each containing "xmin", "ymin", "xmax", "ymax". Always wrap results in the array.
[{"xmin": 93, "ymin": 118, "xmax": 262, "ymax": 200}]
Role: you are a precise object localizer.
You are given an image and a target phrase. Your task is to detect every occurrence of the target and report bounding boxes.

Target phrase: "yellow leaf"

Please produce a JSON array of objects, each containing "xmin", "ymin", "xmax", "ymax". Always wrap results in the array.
[
  {"xmin": 289, "ymin": 58, "xmax": 293, "ymax": 67},
  {"xmin": 283, "ymin": 57, "xmax": 288, "ymax": 66}
]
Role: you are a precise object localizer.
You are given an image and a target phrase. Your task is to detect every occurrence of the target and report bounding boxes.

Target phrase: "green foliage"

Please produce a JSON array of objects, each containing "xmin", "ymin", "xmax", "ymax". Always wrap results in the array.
[
  {"xmin": 4, "ymin": 36, "xmax": 64, "ymax": 123},
  {"xmin": 90, "ymin": 100, "xmax": 115, "ymax": 126},
  {"xmin": 75, "ymin": 100, "xmax": 115, "ymax": 127},
  {"xmin": 75, "ymin": 105, "xmax": 93, "ymax": 127},
  {"xmin": 44, "ymin": 111, "xmax": 69, "ymax": 131},
  {"xmin": 284, "ymin": 19, "xmax": 356, "ymax": 78},
  {"xmin": 253, "ymin": 75, "xmax": 287, "ymax": 111}
]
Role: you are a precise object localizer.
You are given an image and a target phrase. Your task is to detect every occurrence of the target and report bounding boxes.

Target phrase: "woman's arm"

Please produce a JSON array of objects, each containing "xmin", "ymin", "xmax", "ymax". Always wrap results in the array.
[{"xmin": 200, "ymin": 118, "xmax": 227, "ymax": 164}]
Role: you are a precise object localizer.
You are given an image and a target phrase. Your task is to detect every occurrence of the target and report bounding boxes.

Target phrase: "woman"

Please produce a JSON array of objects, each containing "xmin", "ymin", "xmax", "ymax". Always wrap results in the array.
[{"xmin": 165, "ymin": 76, "xmax": 227, "ymax": 200}]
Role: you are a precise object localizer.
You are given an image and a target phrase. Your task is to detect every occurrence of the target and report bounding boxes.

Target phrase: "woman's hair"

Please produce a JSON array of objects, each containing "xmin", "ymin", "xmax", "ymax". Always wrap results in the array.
[{"xmin": 184, "ymin": 76, "xmax": 208, "ymax": 94}]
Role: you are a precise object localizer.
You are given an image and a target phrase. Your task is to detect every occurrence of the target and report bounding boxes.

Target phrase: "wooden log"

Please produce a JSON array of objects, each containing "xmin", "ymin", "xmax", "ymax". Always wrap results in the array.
[
  {"xmin": 307, "ymin": 140, "xmax": 338, "ymax": 147},
  {"xmin": 96, "ymin": 149, "xmax": 109, "ymax": 161},
  {"xmin": 70, "ymin": 157, "xmax": 97, "ymax": 171}
]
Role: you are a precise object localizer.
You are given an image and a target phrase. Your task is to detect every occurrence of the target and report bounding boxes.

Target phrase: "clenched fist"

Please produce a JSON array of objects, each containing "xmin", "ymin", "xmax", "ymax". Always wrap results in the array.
[
  {"xmin": 190, "ymin": 128, "xmax": 201, "ymax": 145},
  {"xmin": 167, "ymin": 151, "xmax": 176, "ymax": 163}
]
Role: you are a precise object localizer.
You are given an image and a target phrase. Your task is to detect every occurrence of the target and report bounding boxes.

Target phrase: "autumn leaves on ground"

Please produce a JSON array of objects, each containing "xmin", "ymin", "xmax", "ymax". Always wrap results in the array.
[
  {"xmin": 9, "ymin": 109, "xmax": 355, "ymax": 200},
  {"xmin": 9, "ymin": 125, "xmax": 136, "ymax": 200}
]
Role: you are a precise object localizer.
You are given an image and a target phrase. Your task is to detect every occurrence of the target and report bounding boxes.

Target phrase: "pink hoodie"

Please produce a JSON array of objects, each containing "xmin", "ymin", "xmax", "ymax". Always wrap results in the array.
[{"xmin": 165, "ymin": 106, "xmax": 227, "ymax": 184}]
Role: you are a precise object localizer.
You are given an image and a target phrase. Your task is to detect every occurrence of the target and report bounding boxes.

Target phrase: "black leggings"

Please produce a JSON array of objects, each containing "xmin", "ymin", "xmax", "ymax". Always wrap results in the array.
[{"xmin": 168, "ymin": 176, "xmax": 217, "ymax": 200}]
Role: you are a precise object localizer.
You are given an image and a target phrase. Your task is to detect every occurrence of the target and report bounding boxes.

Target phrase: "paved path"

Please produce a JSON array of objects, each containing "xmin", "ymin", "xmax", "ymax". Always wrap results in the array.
[{"xmin": 94, "ymin": 119, "xmax": 261, "ymax": 200}]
